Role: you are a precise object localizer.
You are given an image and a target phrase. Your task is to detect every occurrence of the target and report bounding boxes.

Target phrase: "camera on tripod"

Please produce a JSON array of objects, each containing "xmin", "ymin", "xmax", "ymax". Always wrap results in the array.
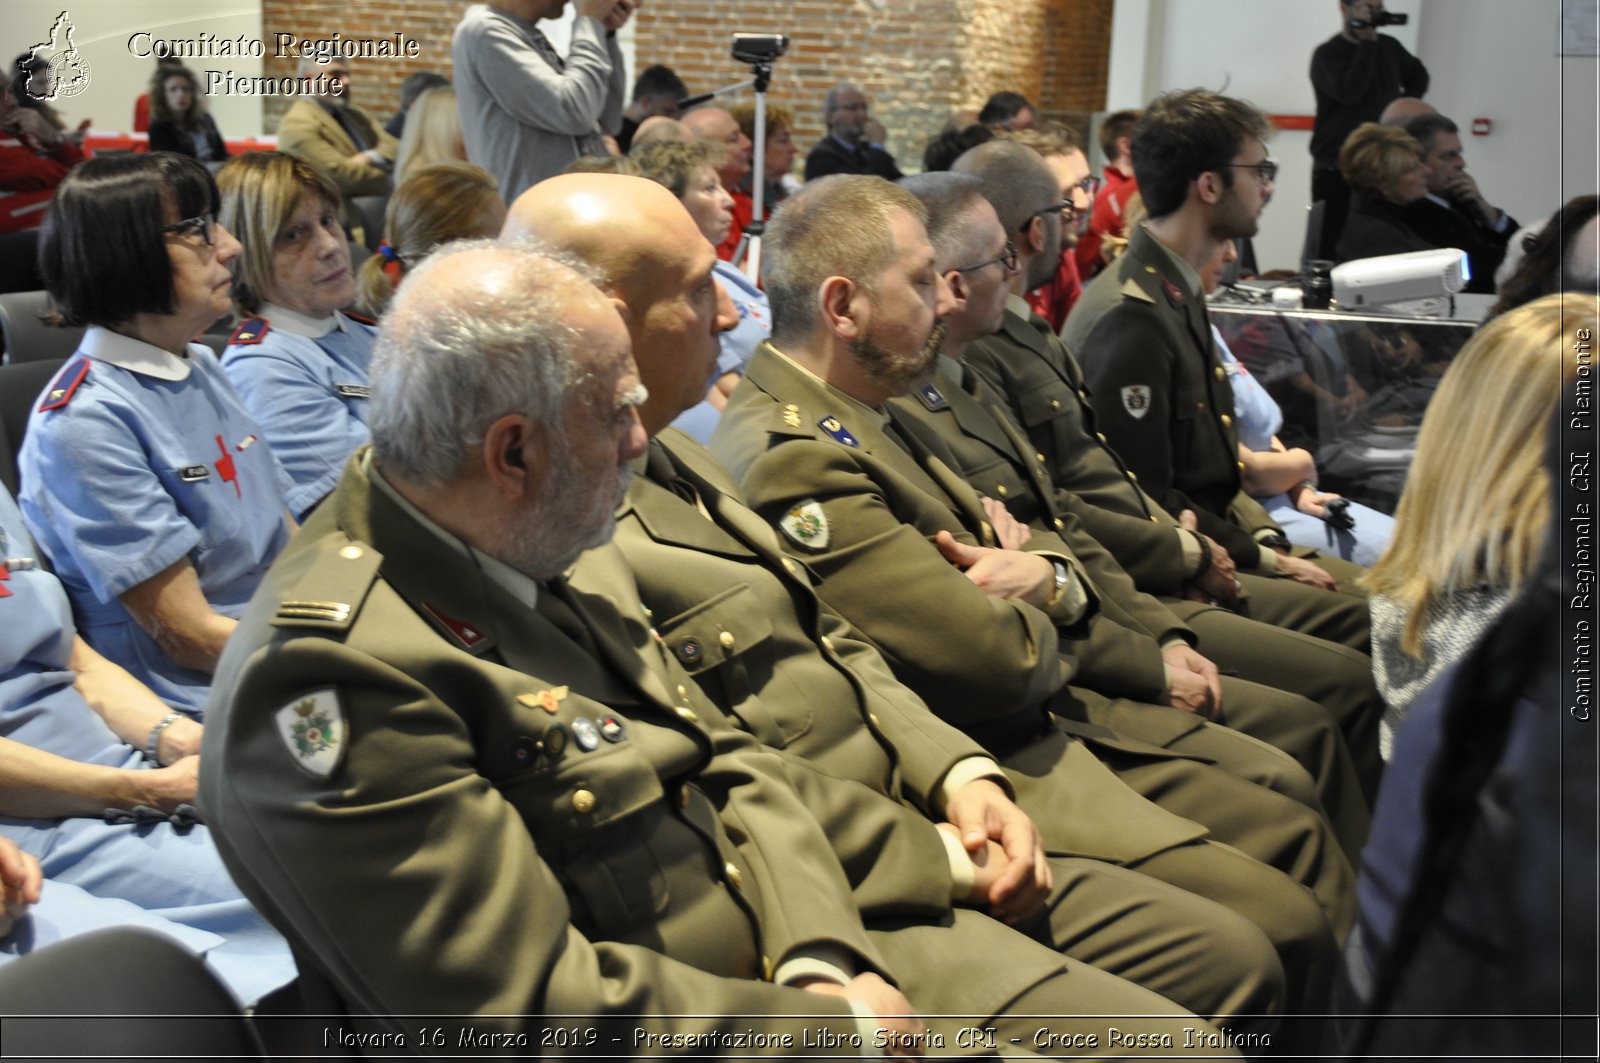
[{"xmin": 731, "ymin": 33, "xmax": 789, "ymax": 65}]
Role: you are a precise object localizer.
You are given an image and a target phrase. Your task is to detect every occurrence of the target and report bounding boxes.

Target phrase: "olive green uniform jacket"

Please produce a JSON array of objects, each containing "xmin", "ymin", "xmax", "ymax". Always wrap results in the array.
[
  {"xmin": 709, "ymin": 346, "xmax": 1354, "ymax": 966},
  {"xmin": 888, "ymin": 360, "xmax": 1373, "ymax": 849},
  {"xmin": 573, "ymin": 430, "xmax": 1288, "ymax": 1031},
  {"xmin": 202, "ymin": 449, "xmax": 922, "ymax": 1045}
]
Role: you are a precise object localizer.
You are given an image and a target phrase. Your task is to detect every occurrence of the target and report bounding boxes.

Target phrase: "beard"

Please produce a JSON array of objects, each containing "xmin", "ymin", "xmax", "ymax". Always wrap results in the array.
[
  {"xmin": 495, "ymin": 455, "xmax": 635, "ymax": 580},
  {"xmin": 850, "ymin": 319, "xmax": 949, "ymax": 397}
]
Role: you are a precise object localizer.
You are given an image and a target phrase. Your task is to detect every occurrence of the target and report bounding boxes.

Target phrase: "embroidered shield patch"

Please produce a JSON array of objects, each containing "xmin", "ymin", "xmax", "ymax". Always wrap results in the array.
[
  {"xmin": 780, "ymin": 500, "xmax": 830, "ymax": 550},
  {"xmin": 275, "ymin": 688, "xmax": 347, "ymax": 780},
  {"xmin": 1121, "ymin": 385, "xmax": 1152, "ymax": 420}
]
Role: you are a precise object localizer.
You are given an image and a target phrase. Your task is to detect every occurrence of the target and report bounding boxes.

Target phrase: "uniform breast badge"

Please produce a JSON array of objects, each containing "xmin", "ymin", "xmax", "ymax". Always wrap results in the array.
[
  {"xmin": 1120, "ymin": 385, "xmax": 1152, "ymax": 420},
  {"xmin": 779, "ymin": 500, "xmax": 830, "ymax": 550}
]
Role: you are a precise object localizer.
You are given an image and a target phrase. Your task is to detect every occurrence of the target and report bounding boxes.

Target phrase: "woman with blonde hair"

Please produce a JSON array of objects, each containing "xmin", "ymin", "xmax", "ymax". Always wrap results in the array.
[
  {"xmin": 1335, "ymin": 123, "xmax": 1432, "ymax": 263},
  {"xmin": 1365, "ymin": 292, "xmax": 1594, "ymax": 757},
  {"xmin": 355, "ymin": 161, "xmax": 505, "ymax": 316},
  {"xmin": 218, "ymin": 151, "xmax": 375, "ymax": 519},
  {"xmin": 393, "ymin": 85, "xmax": 465, "ymax": 185}
]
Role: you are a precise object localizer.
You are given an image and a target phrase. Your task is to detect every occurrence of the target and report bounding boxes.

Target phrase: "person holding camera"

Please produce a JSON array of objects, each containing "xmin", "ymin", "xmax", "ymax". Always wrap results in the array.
[
  {"xmin": 453, "ymin": 0, "xmax": 638, "ymax": 201},
  {"xmin": 1308, "ymin": 1, "xmax": 1429, "ymax": 259}
]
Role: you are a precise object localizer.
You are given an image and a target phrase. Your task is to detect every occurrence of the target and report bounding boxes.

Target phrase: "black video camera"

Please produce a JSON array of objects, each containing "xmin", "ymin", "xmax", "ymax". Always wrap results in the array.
[
  {"xmin": 1349, "ymin": 9, "xmax": 1408, "ymax": 29},
  {"xmin": 732, "ymin": 33, "xmax": 789, "ymax": 65}
]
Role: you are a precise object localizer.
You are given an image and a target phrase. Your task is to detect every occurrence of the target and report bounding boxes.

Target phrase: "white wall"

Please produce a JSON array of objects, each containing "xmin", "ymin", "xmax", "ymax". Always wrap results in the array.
[{"xmin": 1103, "ymin": 0, "xmax": 1596, "ymax": 272}]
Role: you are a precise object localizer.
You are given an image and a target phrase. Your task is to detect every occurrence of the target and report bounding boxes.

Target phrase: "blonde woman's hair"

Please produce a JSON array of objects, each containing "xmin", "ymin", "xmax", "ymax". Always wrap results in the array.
[
  {"xmin": 1338, "ymin": 122, "xmax": 1421, "ymax": 198},
  {"xmin": 217, "ymin": 151, "xmax": 343, "ymax": 315},
  {"xmin": 1365, "ymin": 292, "xmax": 1596, "ymax": 655},
  {"xmin": 394, "ymin": 86, "xmax": 463, "ymax": 185},
  {"xmin": 355, "ymin": 161, "xmax": 502, "ymax": 316}
]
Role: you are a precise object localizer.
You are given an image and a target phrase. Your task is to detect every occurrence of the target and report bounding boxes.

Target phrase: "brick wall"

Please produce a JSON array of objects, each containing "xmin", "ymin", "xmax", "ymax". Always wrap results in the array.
[{"xmin": 259, "ymin": 0, "xmax": 1116, "ymax": 172}]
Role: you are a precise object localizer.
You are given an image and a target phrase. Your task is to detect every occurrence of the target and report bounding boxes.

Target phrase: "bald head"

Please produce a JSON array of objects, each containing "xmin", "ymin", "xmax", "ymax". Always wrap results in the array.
[
  {"xmin": 1379, "ymin": 96, "xmax": 1436, "ymax": 126},
  {"xmin": 631, "ymin": 115, "xmax": 689, "ymax": 151},
  {"xmin": 503, "ymin": 173, "xmax": 730, "ymax": 434},
  {"xmin": 682, "ymin": 106, "xmax": 751, "ymax": 186}
]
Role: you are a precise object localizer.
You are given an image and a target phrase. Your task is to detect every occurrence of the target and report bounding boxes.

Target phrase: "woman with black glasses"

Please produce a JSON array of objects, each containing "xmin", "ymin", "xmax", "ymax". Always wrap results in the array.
[{"xmin": 17, "ymin": 153, "xmax": 294, "ymax": 718}]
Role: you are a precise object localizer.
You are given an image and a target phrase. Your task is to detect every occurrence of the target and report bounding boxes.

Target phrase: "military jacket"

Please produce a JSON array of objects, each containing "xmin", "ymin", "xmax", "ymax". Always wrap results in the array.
[
  {"xmin": 711, "ymin": 346, "xmax": 1208, "ymax": 863},
  {"xmin": 201, "ymin": 449, "xmax": 889, "ymax": 1043}
]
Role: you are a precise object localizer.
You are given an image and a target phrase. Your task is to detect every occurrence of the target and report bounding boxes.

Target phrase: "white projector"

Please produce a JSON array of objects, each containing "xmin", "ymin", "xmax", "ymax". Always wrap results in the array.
[{"xmin": 1332, "ymin": 248, "xmax": 1470, "ymax": 309}]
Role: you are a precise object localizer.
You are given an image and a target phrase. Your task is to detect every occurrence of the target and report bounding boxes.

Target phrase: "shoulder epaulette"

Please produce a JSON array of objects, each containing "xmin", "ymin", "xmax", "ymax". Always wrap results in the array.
[
  {"xmin": 769, "ymin": 401, "xmax": 813, "ymax": 439},
  {"xmin": 228, "ymin": 317, "xmax": 270, "ymax": 346},
  {"xmin": 342, "ymin": 310, "xmax": 377, "ymax": 328},
  {"xmin": 37, "ymin": 357, "xmax": 91, "ymax": 412},
  {"xmin": 270, "ymin": 535, "xmax": 382, "ymax": 635}
]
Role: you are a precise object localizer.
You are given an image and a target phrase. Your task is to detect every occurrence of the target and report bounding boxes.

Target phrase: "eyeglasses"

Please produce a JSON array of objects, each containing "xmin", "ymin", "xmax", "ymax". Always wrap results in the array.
[
  {"xmin": 954, "ymin": 241, "xmax": 1019, "ymax": 275},
  {"xmin": 1022, "ymin": 200, "xmax": 1075, "ymax": 230},
  {"xmin": 161, "ymin": 212, "xmax": 217, "ymax": 246},
  {"xmin": 1069, "ymin": 174, "xmax": 1102, "ymax": 200},
  {"xmin": 1222, "ymin": 159, "xmax": 1279, "ymax": 183}
]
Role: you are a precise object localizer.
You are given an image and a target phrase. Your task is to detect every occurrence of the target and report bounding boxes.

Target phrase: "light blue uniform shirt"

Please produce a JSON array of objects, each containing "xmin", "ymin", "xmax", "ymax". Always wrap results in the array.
[
  {"xmin": 17, "ymin": 327, "xmax": 293, "ymax": 717},
  {"xmin": 222, "ymin": 305, "xmax": 378, "ymax": 519},
  {"xmin": 0, "ymin": 485, "xmax": 295, "ymax": 1005}
]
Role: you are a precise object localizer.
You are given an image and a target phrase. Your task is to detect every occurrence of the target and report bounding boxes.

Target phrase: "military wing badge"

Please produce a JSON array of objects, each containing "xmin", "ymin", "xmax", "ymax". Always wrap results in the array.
[
  {"xmin": 1120, "ymin": 385, "xmax": 1152, "ymax": 420},
  {"xmin": 780, "ymin": 500, "xmax": 830, "ymax": 551},
  {"xmin": 275, "ymin": 688, "xmax": 347, "ymax": 780}
]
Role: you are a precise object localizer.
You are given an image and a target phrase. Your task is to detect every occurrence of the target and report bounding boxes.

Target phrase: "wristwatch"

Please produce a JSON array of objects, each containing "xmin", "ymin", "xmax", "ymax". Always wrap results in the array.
[{"xmin": 1045, "ymin": 560, "xmax": 1071, "ymax": 606}]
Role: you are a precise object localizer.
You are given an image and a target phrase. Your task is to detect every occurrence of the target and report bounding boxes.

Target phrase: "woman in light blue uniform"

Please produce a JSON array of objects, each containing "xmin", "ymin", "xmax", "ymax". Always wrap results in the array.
[
  {"xmin": 218, "ymin": 152, "xmax": 379, "ymax": 520},
  {"xmin": 17, "ymin": 153, "xmax": 294, "ymax": 718},
  {"xmin": 1203, "ymin": 242, "xmax": 1394, "ymax": 567},
  {"xmin": 0, "ymin": 484, "xmax": 295, "ymax": 1005},
  {"xmin": 632, "ymin": 140, "xmax": 772, "ymax": 443}
]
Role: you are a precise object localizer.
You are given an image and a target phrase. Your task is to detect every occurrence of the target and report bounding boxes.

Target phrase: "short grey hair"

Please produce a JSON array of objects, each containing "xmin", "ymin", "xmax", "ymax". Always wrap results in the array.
[
  {"xmin": 898, "ymin": 171, "xmax": 989, "ymax": 268},
  {"xmin": 369, "ymin": 238, "xmax": 608, "ymax": 486}
]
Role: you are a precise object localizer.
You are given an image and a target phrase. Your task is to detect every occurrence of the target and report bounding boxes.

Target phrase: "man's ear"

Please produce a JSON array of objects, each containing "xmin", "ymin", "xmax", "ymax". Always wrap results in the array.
[
  {"xmin": 943, "ymin": 268, "xmax": 972, "ymax": 311},
  {"xmin": 818, "ymin": 274, "xmax": 863, "ymax": 342},
  {"xmin": 1019, "ymin": 215, "xmax": 1046, "ymax": 256},
  {"xmin": 481, "ymin": 413, "xmax": 546, "ymax": 500},
  {"xmin": 1196, "ymin": 170, "xmax": 1224, "ymax": 206}
]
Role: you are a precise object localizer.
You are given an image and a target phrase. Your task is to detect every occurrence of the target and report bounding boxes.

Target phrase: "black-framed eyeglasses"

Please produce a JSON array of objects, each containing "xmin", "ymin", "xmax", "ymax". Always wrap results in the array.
[
  {"xmin": 1022, "ymin": 200, "xmax": 1075, "ymax": 230},
  {"xmin": 1070, "ymin": 174, "xmax": 1102, "ymax": 200},
  {"xmin": 1221, "ymin": 159, "xmax": 1279, "ymax": 183},
  {"xmin": 161, "ymin": 212, "xmax": 216, "ymax": 246},
  {"xmin": 954, "ymin": 240, "xmax": 1019, "ymax": 275}
]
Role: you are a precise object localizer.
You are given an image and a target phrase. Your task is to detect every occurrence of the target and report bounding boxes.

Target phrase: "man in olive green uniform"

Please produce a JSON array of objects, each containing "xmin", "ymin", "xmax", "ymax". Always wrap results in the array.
[
  {"xmin": 1062, "ymin": 90, "xmax": 1364, "ymax": 595},
  {"xmin": 709, "ymin": 175, "xmax": 1354, "ymax": 1020},
  {"xmin": 888, "ymin": 168, "xmax": 1375, "ymax": 839},
  {"xmin": 510, "ymin": 173, "xmax": 1291, "ymax": 1033},
  {"xmin": 200, "ymin": 242, "xmax": 1231, "ymax": 1053}
]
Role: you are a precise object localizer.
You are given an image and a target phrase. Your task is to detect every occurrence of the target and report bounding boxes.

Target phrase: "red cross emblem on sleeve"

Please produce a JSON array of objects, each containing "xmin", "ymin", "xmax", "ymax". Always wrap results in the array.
[{"xmin": 214, "ymin": 435, "xmax": 241, "ymax": 498}]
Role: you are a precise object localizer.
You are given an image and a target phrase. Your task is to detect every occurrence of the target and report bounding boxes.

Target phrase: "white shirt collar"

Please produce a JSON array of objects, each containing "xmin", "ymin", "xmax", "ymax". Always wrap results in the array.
[
  {"xmin": 81, "ymin": 325, "xmax": 195, "ymax": 381},
  {"xmin": 366, "ymin": 453, "xmax": 542, "ymax": 613},
  {"xmin": 260, "ymin": 303, "xmax": 346, "ymax": 339},
  {"xmin": 1425, "ymin": 192, "xmax": 1452, "ymax": 210}
]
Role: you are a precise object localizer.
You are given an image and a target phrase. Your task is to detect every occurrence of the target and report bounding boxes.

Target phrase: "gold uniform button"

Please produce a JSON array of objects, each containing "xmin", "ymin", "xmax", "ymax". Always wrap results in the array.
[
  {"xmin": 339, "ymin": 545, "xmax": 364, "ymax": 560},
  {"xmin": 1238, "ymin": 461, "xmax": 1247, "ymax": 473},
  {"xmin": 980, "ymin": 520, "xmax": 995, "ymax": 544},
  {"xmin": 762, "ymin": 956, "xmax": 775, "ymax": 981},
  {"xmin": 719, "ymin": 630, "xmax": 736, "ymax": 650},
  {"xmin": 1150, "ymin": 515, "xmax": 1160, "ymax": 523},
  {"xmin": 996, "ymin": 484, "xmax": 1008, "ymax": 497},
  {"xmin": 1220, "ymin": 414, "xmax": 1233, "ymax": 428},
  {"xmin": 782, "ymin": 557, "xmax": 801, "ymax": 576},
  {"xmin": 1214, "ymin": 365, "xmax": 1226, "ymax": 381},
  {"xmin": 1035, "ymin": 452, "xmax": 1047, "ymax": 464},
  {"xmin": 1127, "ymin": 471, "xmax": 1139, "ymax": 482},
  {"xmin": 1053, "ymin": 518, "xmax": 1066, "ymax": 532},
  {"xmin": 1049, "ymin": 398, "xmax": 1062, "ymax": 411},
  {"xmin": 677, "ymin": 684, "xmax": 689, "ymax": 700},
  {"xmin": 820, "ymin": 635, "xmax": 836, "ymax": 653},
  {"xmin": 675, "ymin": 705, "xmax": 701, "ymax": 724},
  {"xmin": 868, "ymin": 712, "xmax": 882, "ymax": 727},
  {"xmin": 724, "ymin": 863, "xmax": 744, "ymax": 891},
  {"xmin": 1096, "ymin": 432, "xmax": 1107, "ymax": 443},
  {"xmin": 678, "ymin": 786, "xmax": 691, "ymax": 808},
  {"xmin": 571, "ymin": 789, "xmax": 596, "ymax": 814}
]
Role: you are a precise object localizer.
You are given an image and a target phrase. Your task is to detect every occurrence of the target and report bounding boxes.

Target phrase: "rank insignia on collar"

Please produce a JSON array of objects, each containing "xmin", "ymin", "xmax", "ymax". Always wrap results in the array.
[
  {"xmin": 1121, "ymin": 385, "xmax": 1152, "ymax": 420},
  {"xmin": 275, "ymin": 688, "xmax": 346, "ymax": 780},
  {"xmin": 818, "ymin": 415, "xmax": 859, "ymax": 448},
  {"xmin": 916, "ymin": 383, "xmax": 948, "ymax": 411},
  {"xmin": 423, "ymin": 603, "xmax": 487, "ymax": 651},
  {"xmin": 1161, "ymin": 278, "xmax": 1185, "ymax": 305},
  {"xmin": 780, "ymin": 499, "xmax": 829, "ymax": 551}
]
